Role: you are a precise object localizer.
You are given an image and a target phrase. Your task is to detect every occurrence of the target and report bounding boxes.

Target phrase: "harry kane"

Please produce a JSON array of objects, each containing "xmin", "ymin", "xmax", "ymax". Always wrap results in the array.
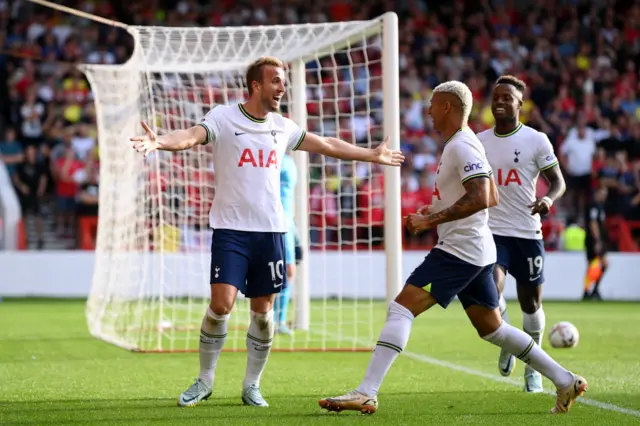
[{"xmin": 131, "ymin": 56, "xmax": 404, "ymax": 408}]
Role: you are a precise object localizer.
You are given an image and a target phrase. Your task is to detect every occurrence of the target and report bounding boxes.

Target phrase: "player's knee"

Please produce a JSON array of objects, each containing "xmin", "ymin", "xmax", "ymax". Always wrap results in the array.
[
  {"xmin": 205, "ymin": 307, "xmax": 230, "ymax": 327},
  {"xmin": 209, "ymin": 283, "xmax": 238, "ymax": 315},
  {"xmin": 516, "ymin": 284, "xmax": 542, "ymax": 314},
  {"xmin": 467, "ymin": 306, "xmax": 502, "ymax": 337},
  {"xmin": 250, "ymin": 310, "xmax": 274, "ymax": 332},
  {"xmin": 394, "ymin": 284, "xmax": 436, "ymax": 317},
  {"xmin": 209, "ymin": 301, "xmax": 233, "ymax": 317},
  {"xmin": 519, "ymin": 298, "xmax": 540, "ymax": 314}
]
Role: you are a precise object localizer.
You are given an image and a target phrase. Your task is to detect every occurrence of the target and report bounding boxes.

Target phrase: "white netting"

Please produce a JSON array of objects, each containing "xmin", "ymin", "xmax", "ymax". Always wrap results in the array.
[{"xmin": 84, "ymin": 15, "xmax": 399, "ymax": 352}]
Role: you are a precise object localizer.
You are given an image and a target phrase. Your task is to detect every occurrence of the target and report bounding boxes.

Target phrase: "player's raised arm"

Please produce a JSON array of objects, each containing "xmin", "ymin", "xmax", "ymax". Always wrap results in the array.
[
  {"xmin": 295, "ymin": 132, "xmax": 404, "ymax": 166},
  {"xmin": 131, "ymin": 121, "xmax": 207, "ymax": 157}
]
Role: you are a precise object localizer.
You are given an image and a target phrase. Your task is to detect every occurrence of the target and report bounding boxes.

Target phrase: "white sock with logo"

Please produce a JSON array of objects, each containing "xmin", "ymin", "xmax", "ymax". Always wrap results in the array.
[
  {"xmin": 198, "ymin": 308, "xmax": 229, "ymax": 388},
  {"xmin": 243, "ymin": 310, "xmax": 274, "ymax": 389},
  {"xmin": 483, "ymin": 321, "xmax": 573, "ymax": 388},
  {"xmin": 356, "ymin": 301, "xmax": 414, "ymax": 397}
]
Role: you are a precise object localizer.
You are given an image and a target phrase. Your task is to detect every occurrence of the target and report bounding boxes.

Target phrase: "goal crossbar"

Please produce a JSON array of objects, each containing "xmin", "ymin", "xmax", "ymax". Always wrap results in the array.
[{"xmin": 123, "ymin": 19, "xmax": 386, "ymax": 73}]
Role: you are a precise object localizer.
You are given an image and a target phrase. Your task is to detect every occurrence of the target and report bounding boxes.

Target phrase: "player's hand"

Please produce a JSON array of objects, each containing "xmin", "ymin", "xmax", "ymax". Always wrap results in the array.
[
  {"xmin": 417, "ymin": 205, "xmax": 432, "ymax": 216},
  {"xmin": 406, "ymin": 213, "xmax": 431, "ymax": 235},
  {"xmin": 372, "ymin": 136, "xmax": 405, "ymax": 166},
  {"xmin": 130, "ymin": 121, "xmax": 160, "ymax": 157},
  {"xmin": 528, "ymin": 198, "xmax": 552, "ymax": 216}
]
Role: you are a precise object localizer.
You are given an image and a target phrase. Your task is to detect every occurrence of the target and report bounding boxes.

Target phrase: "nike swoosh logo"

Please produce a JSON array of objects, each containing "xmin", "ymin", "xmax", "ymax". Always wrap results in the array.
[
  {"xmin": 529, "ymin": 275, "xmax": 540, "ymax": 281},
  {"xmin": 182, "ymin": 394, "xmax": 200, "ymax": 403},
  {"xmin": 500, "ymin": 357, "xmax": 514, "ymax": 373},
  {"xmin": 235, "ymin": 132, "xmax": 246, "ymax": 136},
  {"xmin": 274, "ymin": 282, "xmax": 283, "ymax": 288}
]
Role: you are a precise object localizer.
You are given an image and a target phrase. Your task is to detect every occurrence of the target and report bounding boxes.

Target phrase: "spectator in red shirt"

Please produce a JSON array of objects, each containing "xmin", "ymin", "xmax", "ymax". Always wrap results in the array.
[
  {"xmin": 358, "ymin": 172, "xmax": 384, "ymax": 246},
  {"xmin": 53, "ymin": 145, "xmax": 83, "ymax": 237}
]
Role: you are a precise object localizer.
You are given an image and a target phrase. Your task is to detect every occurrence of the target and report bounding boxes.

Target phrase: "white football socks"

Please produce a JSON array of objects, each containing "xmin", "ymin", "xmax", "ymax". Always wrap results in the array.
[
  {"xmin": 198, "ymin": 307, "xmax": 229, "ymax": 388},
  {"xmin": 357, "ymin": 301, "xmax": 414, "ymax": 397},
  {"xmin": 522, "ymin": 307, "xmax": 546, "ymax": 346},
  {"xmin": 522, "ymin": 306, "xmax": 546, "ymax": 377},
  {"xmin": 483, "ymin": 321, "xmax": 573, "ymax": 388},
  {"xmin": 243, "ymin": 310, "xmax": 274, "ymax": 389}
]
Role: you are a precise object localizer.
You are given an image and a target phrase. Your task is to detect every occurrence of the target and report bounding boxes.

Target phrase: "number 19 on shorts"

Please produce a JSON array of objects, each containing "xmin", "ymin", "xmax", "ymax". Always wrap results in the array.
[
  {"xmin": 527, "ymin": 256, "xmax": 543, "ymax": 280},
  {"xmin": 268, "ymin": 260, "xmax": 284, "ymax": 288}
]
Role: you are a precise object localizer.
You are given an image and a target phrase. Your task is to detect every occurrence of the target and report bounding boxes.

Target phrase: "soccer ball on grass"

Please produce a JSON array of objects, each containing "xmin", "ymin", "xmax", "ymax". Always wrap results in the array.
[{"xmin": 548, "ymin": 321, "xmax": 579, "ymax": 348}]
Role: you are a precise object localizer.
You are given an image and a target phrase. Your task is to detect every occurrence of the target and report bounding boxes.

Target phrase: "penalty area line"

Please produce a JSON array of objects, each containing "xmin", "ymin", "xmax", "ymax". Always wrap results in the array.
[{"xmin": 402, "ymin": 350, "xmax": 640, "ymax": 418}]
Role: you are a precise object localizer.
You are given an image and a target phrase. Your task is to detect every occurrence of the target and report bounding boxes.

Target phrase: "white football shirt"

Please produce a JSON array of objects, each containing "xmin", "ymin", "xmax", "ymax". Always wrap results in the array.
[
  {"xmin": 432, "ymin": 128, "xmax": 496, "ymax": 267},
  {"xmin": 199, "ymin": 104, "xmax": 306, "ymax": 232},
  {"xmin": 478, "ymin": 123, "xmax": 559, "ymax": 240}
]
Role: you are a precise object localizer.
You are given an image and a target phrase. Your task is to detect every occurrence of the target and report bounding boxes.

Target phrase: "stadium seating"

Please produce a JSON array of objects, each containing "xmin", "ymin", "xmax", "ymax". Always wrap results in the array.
[{"xmin": 1, "ymin": 0, "xmax": 638, "ymax": 251}]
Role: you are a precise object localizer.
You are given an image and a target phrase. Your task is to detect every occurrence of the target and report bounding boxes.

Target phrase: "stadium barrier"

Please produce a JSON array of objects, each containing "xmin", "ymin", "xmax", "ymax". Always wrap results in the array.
[{"xmin": 1, "ymin": 251, "xmax": 638, "ymax": 301}]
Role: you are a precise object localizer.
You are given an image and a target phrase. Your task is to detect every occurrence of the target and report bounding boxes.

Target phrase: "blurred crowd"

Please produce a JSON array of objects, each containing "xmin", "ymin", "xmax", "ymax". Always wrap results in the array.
[{"xmin": 0, "ymin": 0, "xmax": 639, "ymax": 250}]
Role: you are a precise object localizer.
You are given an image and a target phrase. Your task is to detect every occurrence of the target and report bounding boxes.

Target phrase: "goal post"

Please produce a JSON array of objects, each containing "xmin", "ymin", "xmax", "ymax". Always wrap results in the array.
[
  {"xmin": 381, "ymin": 12, "xmax": 403, "ymax": 305},
  {"xmin": 289, "ymin": 59, "xmax": 310, "ymax": 332},
  {"xmin": 83, "ymin": 13, "xmax": 402, "ymax": 352}
]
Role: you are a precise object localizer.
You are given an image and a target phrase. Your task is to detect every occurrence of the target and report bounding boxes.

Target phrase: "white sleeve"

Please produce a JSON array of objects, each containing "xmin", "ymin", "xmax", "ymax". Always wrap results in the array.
[
  {"xmin": 284, "ymin": 117, "xmax": 307, "ymax": 151},
  {"xmin": 198, "ymin": 107, "xmax": 222, "ymax": 145},
  {"xmin": 535, "ymin": 132, "xmax": 560, "ymax": 171},
  {"xmin": 451, "ymin": 141, "xmax": 493, "ymax": 184}
]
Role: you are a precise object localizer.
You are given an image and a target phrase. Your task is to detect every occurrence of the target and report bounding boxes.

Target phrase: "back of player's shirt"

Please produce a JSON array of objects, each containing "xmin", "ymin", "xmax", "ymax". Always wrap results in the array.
[
  {"xmin": 432, "ymin": 128, "xmax": 496, "ymax": 267},
  {"xmin": 199, "ymin": 104, "xmax": 306, "ymax": 233},
  {"xmin": 478, "ymin": 124, "xmax": 559, "ymax": 240}
]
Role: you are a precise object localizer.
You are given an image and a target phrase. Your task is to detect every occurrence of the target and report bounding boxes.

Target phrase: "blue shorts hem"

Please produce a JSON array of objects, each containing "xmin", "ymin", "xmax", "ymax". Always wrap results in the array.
[
  {"xmin": 210, "ymin": 281, "xmax": 284, "ymax": 298},
  {"xmin": 406, "ymin": 249, "xmax": 498, "ymax": 310},
  {"xmin": 209, "ymin": 229, "xmax": 287, "ymax": 298},
  {"xmin": 493, "ymin": 234, "xmax": 545, "ymax": 287}
]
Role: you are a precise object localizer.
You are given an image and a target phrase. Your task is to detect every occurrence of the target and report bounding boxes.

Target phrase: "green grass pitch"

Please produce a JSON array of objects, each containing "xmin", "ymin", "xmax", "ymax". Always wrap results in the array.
[{"xmin": 1, "ymin": 299, "xmax": 640, "ymax": 425}]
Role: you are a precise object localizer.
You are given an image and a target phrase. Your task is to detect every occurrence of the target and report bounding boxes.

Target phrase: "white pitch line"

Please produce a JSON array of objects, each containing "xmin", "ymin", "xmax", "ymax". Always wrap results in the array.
[{"xmin": 402, "ymin": 349, "xmax": 640, "ymax": 418}]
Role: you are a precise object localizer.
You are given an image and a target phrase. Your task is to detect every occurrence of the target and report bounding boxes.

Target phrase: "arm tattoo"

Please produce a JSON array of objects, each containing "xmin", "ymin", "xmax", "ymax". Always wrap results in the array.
[
  {"xmin": 541, "ymin": 165, "xmax": 566, "ymax": 202},
  {"xmin": 425, "ymin": 177, "xmax": 490, "ymax": 227}
]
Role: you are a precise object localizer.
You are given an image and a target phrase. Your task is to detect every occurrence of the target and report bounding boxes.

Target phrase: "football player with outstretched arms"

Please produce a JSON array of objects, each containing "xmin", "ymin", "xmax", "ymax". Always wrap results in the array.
[{"xmin": 131, "ymin": 56, "xmax": 404, "ymax": 408}]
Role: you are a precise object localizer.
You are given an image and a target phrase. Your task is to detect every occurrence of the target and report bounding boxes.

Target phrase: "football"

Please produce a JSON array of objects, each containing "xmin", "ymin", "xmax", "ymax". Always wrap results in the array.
[{"xmin": 549, "ymin": 321, "xmax": 580, "ymax": 348}]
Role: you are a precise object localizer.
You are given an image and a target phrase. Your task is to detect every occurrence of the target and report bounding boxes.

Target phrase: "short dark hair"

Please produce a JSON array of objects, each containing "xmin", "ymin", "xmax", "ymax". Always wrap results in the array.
[
  {"xmin": 245, "ymin": 56, "xmax": 284, "ymax": 96},
  {"xmin": 495, "ymin": 75, "xmax": 526, "ymax": 93}
]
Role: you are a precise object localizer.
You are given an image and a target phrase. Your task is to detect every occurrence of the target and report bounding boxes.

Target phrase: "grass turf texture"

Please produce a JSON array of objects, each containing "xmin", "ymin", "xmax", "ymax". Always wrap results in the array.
[{"xmin": 1, "ymin": 299, "xmax": 639, "ymax": 425}]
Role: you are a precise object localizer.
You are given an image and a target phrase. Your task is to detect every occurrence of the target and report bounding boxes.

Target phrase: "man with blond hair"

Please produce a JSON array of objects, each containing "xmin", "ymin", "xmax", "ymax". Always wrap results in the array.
[{"xmin": 319, "ymin": 81, "xmax": 587, "ymax": 415}]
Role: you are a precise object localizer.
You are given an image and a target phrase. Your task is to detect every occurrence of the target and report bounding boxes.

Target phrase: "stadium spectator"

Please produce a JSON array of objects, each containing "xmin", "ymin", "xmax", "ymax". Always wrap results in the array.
[
  {"xmin": 0, "ymin": 127, "xmax": 24, "ymax": 177},
  {"xmin": 13, "ymin": 145, "xmax": 47, "ymax": 248},
  {"xmin": 559, "ymin": 119, "xmax": 598, "ymax": 217},
  {"xmin": 1, "ymin": 0, "xmax": 639, "ymax": 253},
  {"xmin": 52, "ymin": 142, "xmax": 83, "ymax": 237}
]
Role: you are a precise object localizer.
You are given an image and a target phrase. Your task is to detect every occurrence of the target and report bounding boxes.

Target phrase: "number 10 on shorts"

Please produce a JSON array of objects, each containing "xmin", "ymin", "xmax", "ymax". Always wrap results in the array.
[{"xmin": 268, "ymin": 260, "xmax": 284, "ymax": 288}]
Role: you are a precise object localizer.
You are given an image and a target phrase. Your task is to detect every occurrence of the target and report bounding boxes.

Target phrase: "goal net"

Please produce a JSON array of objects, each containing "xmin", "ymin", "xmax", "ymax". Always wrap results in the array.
[{"xmin": 84, "ymin": 13, "xmax": 402, "ymax": 352}]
